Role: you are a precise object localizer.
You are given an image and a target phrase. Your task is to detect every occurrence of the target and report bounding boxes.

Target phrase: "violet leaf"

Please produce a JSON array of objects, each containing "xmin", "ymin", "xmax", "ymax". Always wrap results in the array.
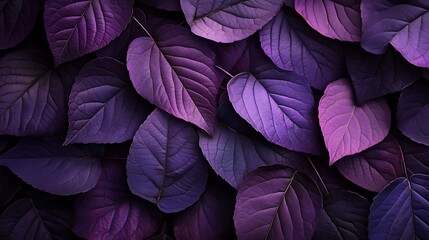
[{"xmin": 396, "ymin": 133, "xmax": 429, "ymax": 176}]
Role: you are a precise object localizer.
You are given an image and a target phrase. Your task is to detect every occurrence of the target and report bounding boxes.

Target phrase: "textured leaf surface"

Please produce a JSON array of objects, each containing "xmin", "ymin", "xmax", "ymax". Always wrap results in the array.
[
  {"xmin": 127, "ymin": 109, "xmax": 209, "ymax": 213},
  {"xmin": 397, "ymin": 81, "xmax": 429, "ymax": 146},
  {"xmin": 295, "ymin": 0, "xmax": 361, "ymax": 42},
  {"xmin": 180, "ymin": 0, "xmax": 283, "ymax": 43},
  {"xmin": 319, "ymin": 79, "xmax": 391, "ymax": 165},
  {"xmin": 369, "ymin": 175, "xmax": 429, "ymax": 239},
  {"xmin": 361, "ymin": 0, "xmax": 429, "ymax": 67},
  {"xmin": 44, "ymin": 0, "xmax": 133, "ymax": 65},
  {"xmin": 199, "ymin": 122, "xmax": 306, "ymax": 188},
  {"xmin": 260, "ymin": 7, "xmax": 344, "ymax": 90},
  {"xmin": 234, "ymin": 165, "xmax": 322, "ymax": 240},
  {"xmin": 0, "ymin": 138, "xmax": 103, "ymax": 195},
  {"xmin": 74, "ymin": 160, "xmax": 162, "ymax": 240},
  {"xmin": 336, "ymin": 134, "xmax": 405, "ymax": 192},
  {"xmin": 396, "ymin": 133, "xmax": 429, "ymax": 176},
  {"xmin": 127, "ymin": 25, "xmax": 219, "ymax": 134},
  {"xmin": 227, "ymin": 64, "xmax": 322, "ymax": 155},
  {"xmin": 66, "ymin": 57, "xmax": 150, "ymax": 145},
  {"xmin": 346, "ymin": 47, "xmax": 420, "ymax": 104}
]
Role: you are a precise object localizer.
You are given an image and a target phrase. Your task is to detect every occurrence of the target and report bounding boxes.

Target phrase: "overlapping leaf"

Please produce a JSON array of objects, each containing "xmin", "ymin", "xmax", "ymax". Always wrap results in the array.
[
  {"xmin": 396, "ymin": 133, "xmax": 429, "ymax": 176},
  {"xmin": 0, "ymin": 167, "xmax": 20, "ymax": 206}
]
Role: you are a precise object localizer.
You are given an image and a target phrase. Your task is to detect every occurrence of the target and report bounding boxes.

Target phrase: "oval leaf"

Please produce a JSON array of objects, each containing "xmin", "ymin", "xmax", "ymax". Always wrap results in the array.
[
  {"xmin": 66, "ymin": 57, "xmax": 151, "ymax": 145},
  {"xmin": 127, "ymin": 24, "xmax": 219, "ymax": 134},
  {"xmin": 318, "ymin": 78, "xmax": 391, "ymax": 165},
  {"xmin": 180, "ymin": 0, "xmax": 283, "ymax": 43},
  {"xmin": 44, "ymin": 0, "xmax": 133, "ymax": 65},
  {"xmin": 369, "ymin": 175, "xmax": 429, "ymax": 239},
  {"xmin": 234, "ymin": 165, "xmax": 322, "ymax": 240},
  {"xmin": 127, "ymin": 109, "xmax": 209, "ymax": 213}
]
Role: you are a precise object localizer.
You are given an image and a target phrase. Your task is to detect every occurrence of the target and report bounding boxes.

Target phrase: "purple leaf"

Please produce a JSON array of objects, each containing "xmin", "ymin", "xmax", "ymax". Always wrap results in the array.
[
  {"xmin": 234, "ymin": 165, "xmax": 322, "ymax": 239},
  {"xmin": 0, "ymin": 0, "xmax": 40, "ymax": 49},
  {"xmin": 318, "ymin": 78, "xmax": 391, "ymax": 165},
  {"xmin": 396, "ymin": 133, "xmax": 429, "ymax": 176},
  {"xmin": 0, "ymin": 135, "xmax": 8, "ymax": 152},
  {"xmin": 74, "ymin": 159, "xmax": 162, "ymax": 240},
  {"xmin": 361, "ymin": 0, "xmax": 429, "ymax": 67},
  {"xmin": 199, "ymin": 122, "xmax": 306, "ymax": 188},
  {"xmin": 369, "ymin": 175, "xmax": 429, "ymax": 239},
  {"xmin": 65, "ymin": 57, "xmax": 151, "ymax": 145},
  {"xmin": 44, "ymin": 0, "xmax": 133, "ymax": 65},
  {"xmin": 397, "ymin": 81, "xmax": 429, "ymax": 146},
  {"xmin": 127, "ymin": 24, "xmax": 219, "ymax": 134},
  {"xmin": 0, "ymin": 166, "xmax": 21, "ymax": 206},
  {"xmin": 227, "ymin": 63, "xmax": 322, "ymax": 155},
  {"xmin": 174, "ymin": 179, "xmax": 235, "ymax": 240},
  {"xmin": 260, "ymin": 7, "xmax": 345, "ymax": 90},
  {"xmin": 295, "ymin": 0, "xmax": 361, "ymax": 42},
  {"xmin": 314, "ymin": 191, "xmax": 369, "ymax": 239},
  {"xmin": 0, "ymin": 138, "xmax": 103, "ymax": 195},
  {"xmin": 336, "ymin": 134, "xmax": 405, "ymax": 192},
  {"xmin": 127, "ymin": 109, "xmax": 209, "ymax": 213},
  {"xmin": 346, "ymin": 46, "xmax": 421, "ymax": 104},
  {"xmin": 140, "ymin": 0, "xmax": 181, "ymax": 11},
  {"xmin": 180, "ymin": 0, "xmax": 283, "ymax": 43},
  {"xmin": 0, "ymin": 47, "xmax": 79, "ymax": 137}
]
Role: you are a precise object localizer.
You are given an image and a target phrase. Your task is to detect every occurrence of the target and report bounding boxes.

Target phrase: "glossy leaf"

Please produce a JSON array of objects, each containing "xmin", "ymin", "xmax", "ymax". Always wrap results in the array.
[
  {"xmin": 180, "ymin": 0, "xmax": 283, "ymax": 43},
  {"xmin": 319, "ymin": 78, "xmax": 391, "ymax": 165},
  {"xmin": 127, "ymin": 109, "xmax": 209, "ymax": 213}
]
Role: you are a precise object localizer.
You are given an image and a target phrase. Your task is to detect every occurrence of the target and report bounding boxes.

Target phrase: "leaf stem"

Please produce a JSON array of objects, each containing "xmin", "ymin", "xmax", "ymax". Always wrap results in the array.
[
  {"xmin": 307, "ymin": 156, "xmax": 329, "ymax": 195},
  {"xmin": 133, "ymin": 16, "xmax": 154, "ymax": 40},
  {"xmin": 215, "ymin": 65, "xmax": 234, "ymax": 78}
]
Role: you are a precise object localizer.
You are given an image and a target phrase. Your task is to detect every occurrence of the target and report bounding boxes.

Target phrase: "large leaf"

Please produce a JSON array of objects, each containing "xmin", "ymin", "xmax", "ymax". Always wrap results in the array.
[
  {"xmin": 396, "ymin": 133, "xmax": 429, "ymax": 176},
  {"xmin": 318, "ymin": 78, "xmax": 391, "ymax": 165},
  {"xmin": 346, "ymin": 46, "xmax": 420, "ymax": 104},
  {"xmin": 0, "ymin": 138, "xmax": 103, "ymax": 195},
  {"xmin": 294, "ymin": 0, "xmax": 361, "ymax": 42},
  {"xmin": 0, "ymin": 0, "xmax": 40, "ymax": 49},
  {"xmin": 180, "ymin": 0, "xmax": 283, "ymax": 43},
  {"xmin": 74, "ymin": 159, "xmax": 162, "ymax": 240},
  {"xmin": 44, "ymin": 0, "xmax": 133, "ymax": 65},
  {"xmin": 127, "ymin": 109, "xmax": 209, "ymax": 213},
  {"xmin": 361, "ymin": 0, "xmax": 429, "ymax": 67},
  {"xmin": 0, "ymin": 47, "xmax": 79, "ymax": 136},
  {"xmin": 369, "ymin": 175, "xmax": 429, "ymax": 239},
  {"xmin": 199, "ymin": 122, "xmax": 306, "ymax": 188},
  {"xmin": 227, "ymin": 63, "xmax": 322, "ymax": 155},
  {"xmin": 335, "ymin": 134, "xmax": 405, "ymax": 192},
  {"xmin": 234, "ymin": 165, "xmax": 322, "ymax": 239},
  {"xmin": 65, "ymin": 57, "xmax": 151, "ymax": 145},
  {"xmin": 260, "ymin": 7, "xmax": 344, "ymax": 90},
  {"xmin": 397, "ymin": 81, "xmax": 429, "ymax": 146},
  {"xmin": 127, "ymin": 24, "xmax": 219, "ymax": 134}
]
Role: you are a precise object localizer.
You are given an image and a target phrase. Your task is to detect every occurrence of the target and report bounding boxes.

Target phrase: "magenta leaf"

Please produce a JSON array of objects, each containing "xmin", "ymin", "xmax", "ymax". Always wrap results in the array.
[
  {"xmin": 127, "ymin": 24, "xmax": 219, "ymax": 134},
  {"xmin": 295, "ymin": 0, "xmax": 361, "ymax": 42},
  {"xmin": 180, "ymin": 0, "xmax": 283, "ymax": 43},
  {"xmin": 44, "ymin": 0, "xmax": 133, "ymax": 65},
  {"xmin": 234, "ymin": 165, "xmax": 322, "ymax": 239},
  {"xmin": 318, "ymin": 78, "xmax": 391, "ymax": 165},
  {"xmin": 65, "ymin": 57, "xmax": 151, "ymax": 145},
  {"xmin": 127, "ymin": 109, "xmax": 209, "ymax": 213},
  {"xmin": 369, "ymin": 175, "xmax": 429, "ymax": 239}
]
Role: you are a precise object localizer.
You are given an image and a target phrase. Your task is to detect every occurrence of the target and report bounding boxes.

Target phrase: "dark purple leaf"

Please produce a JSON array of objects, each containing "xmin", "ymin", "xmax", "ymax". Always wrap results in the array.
[
  {"xmin": 234, "ymin": 165, "xmax": 322, "ymax": 239},
  {"xmin": 369, "ymin": 175, "xmax": 429, "ymax": 239},
  {"xmin": 44, "ymin": 0, "xmax": 133, "ymax": 65},
  {"xmin": 423, "ymin": 68, "xmax": 429, "ymax": 80},
  {"xmin": 0, "ymin": 138, "xmax": 103, "ymax": 195},
  {"xmin": 361, "ymin": 0, "xmax": 429, "ymax": 67},
  {"xmin": 0, "ymin": 135, "xmax": 8, "ymax": 152},
  {"xmin": 396, "ymin": 133, "xmax": 429, "ymax": 176},
  {"xmin": 0, "ymin": 0, "xmax": 40, "ymax": 49},
  {"xmin": 0, "ymin": 47, "xmax": 80, "ymax": 137},
  {"xmin": 346, "ymin": 46, "xmax": 421, "ymax": 104},
  {"xmin": 140, "ymin": 0, "xmax": 180, "ymax": 11},
  {"xmin": 336, "ymin": 134, "xmax": 405, "ymax": 192},
  {"xmin": 127, "ymin": 109, "xmax": 209, "ymax": 213},
  {"xmin": 295, "ymin": 0, "xmax": 361, "ymax": 42},
  {"xmin": 397, "ymin": 81, "xmax": 429, "ymax": 146},
  {"xmin": 0, "ymin": 166, "xmax": 20, "ymax": 206},
  {"xmin": 227, "ymin": 63, "xmax": 322, "ymax": 155},
  {"xmin": 199, "ymin": 122, "xmax": 306, "ymax": 188},
  {"xmin": 318, "ymin": 78, "xmax": 391, "ymax": 165},
  {"xmin": 180, "ymin": 0, "xmax": 283, "ymax": 43},
  {"xmin": 260, "ymin": 7, "xmax": 345, "ymax": 90},
  {"xmin": 127, "ymin": 24, "xmax": 219, "ymax": 134},
  {"xmin": 74, "ymin": 159, "xmax": 162, "ymax": 240},
  {"xmin": 65, "ymin": 57, "xmax": 151, "ymax": 145},
  {"xmin": 284, "ymin": 0, "xmax": 294, "ymax": 7}
]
